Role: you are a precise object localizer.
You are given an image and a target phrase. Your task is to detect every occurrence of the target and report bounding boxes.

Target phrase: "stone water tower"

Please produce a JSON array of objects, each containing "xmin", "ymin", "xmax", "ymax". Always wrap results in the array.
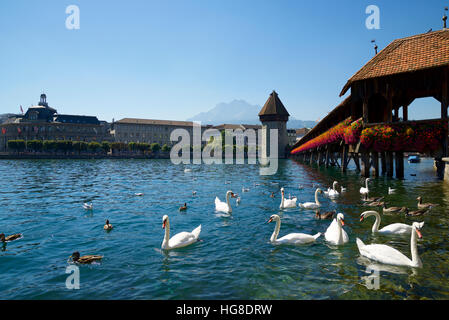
[{"xmin": 258, "ymin": 90, "xmax": 290, "ymax": 159}]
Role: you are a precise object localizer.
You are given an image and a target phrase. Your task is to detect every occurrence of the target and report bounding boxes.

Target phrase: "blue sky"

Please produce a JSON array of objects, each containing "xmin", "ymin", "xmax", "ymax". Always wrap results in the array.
[{"xmin": 0, "ymin": 0, "xmax": 446, "ymax": 123}]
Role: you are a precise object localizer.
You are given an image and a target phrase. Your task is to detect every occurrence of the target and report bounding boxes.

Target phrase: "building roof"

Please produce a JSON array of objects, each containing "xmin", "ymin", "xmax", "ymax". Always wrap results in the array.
[
  {"xmin": 258, "ymin": 91, "xmax": 290, "ymax": 117},
  {"xmin": 116, "ymin": 118, "xmax": 207, "ymax": 127},
  {"xmin": 340, "ymin": 29, "xmax": 449, "ymax": 96},
  {"xmin": 213, "ymin": 124, "xmax": 262, "ymax": 130},
  {"xmin": 54, "ymin": 114, "xmax": 100, "ymax": 125}
]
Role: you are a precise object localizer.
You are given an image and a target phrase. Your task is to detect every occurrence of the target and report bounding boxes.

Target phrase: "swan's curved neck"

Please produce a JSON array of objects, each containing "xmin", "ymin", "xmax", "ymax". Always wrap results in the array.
[
  {"xmin": 365, "ymin": 179, "xmax": 369, "ymax": 190},
  {"xmin": 410, "ymin": 229, "xmax": 422, "ymax": 267},
  {"xmin": 336, "ymin": 219, "xmax": 343, "ymax": 244},
  {"xmin": 271, "ymin": 219, "xmax": 281, "ymax": 242},
  {"xmin": 333, "ymin": 182, "xmax": 337, "ymax": 191},
  {"xmin": 315, "ymin": 190, "xmax": 321, "ymax": 205},
  {"xmin": 162, "ymin": 220, "xmax": 170, "ymax": 248},
  {"xmin": 281, "ymin": 192, "xmax": 285, "ymax": 207},
  {"xmin": 370, "ymin": 212, "xmax": 381, "ymax": 232},
  {"xmin": 226, "ymin": 192, "xmax": 232, "ymax": 212}
]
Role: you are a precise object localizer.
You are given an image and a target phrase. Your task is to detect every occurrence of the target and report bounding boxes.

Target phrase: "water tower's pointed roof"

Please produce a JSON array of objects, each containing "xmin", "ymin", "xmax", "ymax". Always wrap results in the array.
[{"xmin": 258, "ymin": 90, "xmax": 290, "ymax": 118}]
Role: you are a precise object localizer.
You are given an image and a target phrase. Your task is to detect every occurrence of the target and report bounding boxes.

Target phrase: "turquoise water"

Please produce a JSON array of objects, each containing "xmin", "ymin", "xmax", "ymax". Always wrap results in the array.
[{"xmin": 0, "ymin": 158, "xmax": 448, "ymax": 299}]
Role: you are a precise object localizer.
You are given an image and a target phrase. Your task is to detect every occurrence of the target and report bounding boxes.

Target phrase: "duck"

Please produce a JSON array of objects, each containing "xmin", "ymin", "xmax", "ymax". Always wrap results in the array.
[
  {"xmin": 161, "ymin": 215, "xmax": 201, "ymax": 250},
  {"xmin": 416, "ymin": 197, "xmax": 438, "ymax": 210},
  {"xmin": 215, "ymin": 190, "xmax": 235, "ymax": 213},
  {"xmin": 270, "ymin": 192, "xmax": 275, "ymax": 198},
  {"xmin": 363, "ymin": 201, "xmax": 385, "ymax": 207},
  {"xmin": 236, "ymin": 197, "xmax": 241, "ymax": 205},
  {"xmin": 362, "ymin": 194, "xmax": 384, "ymax": 202},
  {"xmin": 242, "ymin": 187, "xmax": 250, "ymax": 193},
  {"xmin": 279, "ymin": 187, "xmax": 297, "ymax": 209},
  {"xmin": 267, "ymin": 214, "xmax": 321, "ymax": 245},
  {"xmin": 360, "ymin": 210, "xmax": 412, "ymax": 235},
  {"xmin": 103, "ymin": 219, "xmax": 113, "ymax": 231},
  {"xmin": 135, "ymin": 193, "xmax": 144, "ymax": 196},
  {"xmin": 184, "ymin": 168, "xmax": 192, "ymax": 173},
  {"xmin": 388, "ymin": 187, "xmax": 396, "ymax": 194},
  {"xmin": 315, "ymin": 210, "xmax": 336, "ymax": 220},
  {"xmin": 405, "ymin": 208, "xmax": 428, "ymax": 217},
  {"xmin": 324, "ymin": 181, "xmax": 339, "ymax": 198},
  {"xmin": 382, "ymin": 204, "xmax": 407, "ymax": 214},
  {"xmin": 83, "ymin": 203, "xmax": 93, "ymax": 210},
  {"xmin": 360, "ymin": 178, "xmax": 371, "ymax": 195},
  {"xmin": 192, "ymin": 191, "xmax": 197, "ymax": 196},
  {"xmin": 340, "ymin": 186, "xmax": 347, "ymax": 193},
  {"xmin": 324, "ymin": 213, "xmax": 349, "ymax": 245},
  {"xmin": 0, "ymin": 233, "xmax": 22, "ymax": 242},
  {"xmin": 299, "ymin": 188, "xmax": 323, "ymax": 210},
  {"xmin": 179, "ymin": 203, "xmax": 187, "ymax": 211},
  {"xmin": 70, "ymin": 251, "xmax": 103, "ymax": 264},
  {"xmin": 356, "ymin": 222, "xmax": 424, "ymax": 268}
]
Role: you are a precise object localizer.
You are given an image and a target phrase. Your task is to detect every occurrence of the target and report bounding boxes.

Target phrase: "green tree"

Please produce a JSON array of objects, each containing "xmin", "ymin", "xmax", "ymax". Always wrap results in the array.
[
  {"xmin": 151, "ymin": 143, "xmax": 161, "ymax": 152},
  {"xmin": 101, "ymin": 141, "xmax": 111, "ymax": 154},
  {"xmin": 161, "ymin": 144, "xmax": 171, "ymax": 152},
  {"xmin": 88, "ymin": 141, "xmax": 101, "ymax": 153}
]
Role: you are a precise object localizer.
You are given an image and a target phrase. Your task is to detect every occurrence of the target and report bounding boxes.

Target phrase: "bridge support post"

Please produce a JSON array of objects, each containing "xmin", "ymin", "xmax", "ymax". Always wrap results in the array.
[
  {"xmin": 386, "ymin": 151, "xmax": 394, "ymax": 177},
  {"xmin": 371, "ymin": 152, "xmax": 379, "ymax": 177},
  {"xmin": 352, "ymin": 153, "xmax": 360, "ymax": 172},
  {"xmin": 341, "ymin": 145, "xmax": 348, "ymax": 172},
  {"xmin": 381, "ymin": 152, "xmax": 386, "ymax": 175},
  {"xmin": 361, "ymin": 152, "xmax": 370, "ymax": 177},
  {"xmin": 317, "ymin": 150, "xmax": 322, "ymax": 166},
  {"xmin": 325, "ymin": 147, "xmax": 330, "ymax": 168},
  {"xmin": 309, "ymin": 151, "xmax": 314, "ymax": 165},
  {"xmin": 395, "ymin": 152, "xmax": 404, "ymax": 179}
]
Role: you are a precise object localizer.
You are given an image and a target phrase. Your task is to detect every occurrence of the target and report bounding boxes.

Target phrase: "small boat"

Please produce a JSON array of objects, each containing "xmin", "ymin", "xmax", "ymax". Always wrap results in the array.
[{"xmin": 408, "ymin": 155, "xmax": 421, "ymax": 163}]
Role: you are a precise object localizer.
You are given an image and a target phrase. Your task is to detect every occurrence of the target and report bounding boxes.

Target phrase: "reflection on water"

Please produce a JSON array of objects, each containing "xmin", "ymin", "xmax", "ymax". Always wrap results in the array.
[{"xmin": 0, "ymin": 158, "xmax": 448, "ymax": 299}]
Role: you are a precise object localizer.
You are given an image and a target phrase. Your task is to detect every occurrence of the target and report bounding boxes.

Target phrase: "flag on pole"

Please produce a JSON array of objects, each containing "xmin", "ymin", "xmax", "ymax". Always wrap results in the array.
[{"xmin": 20, "ymin": 105, "xmax": 24, "ymax": 114}]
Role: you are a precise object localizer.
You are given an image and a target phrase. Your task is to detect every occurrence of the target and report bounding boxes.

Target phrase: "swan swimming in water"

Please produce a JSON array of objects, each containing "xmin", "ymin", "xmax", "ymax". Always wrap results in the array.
[
  {"xmin": 360, "ymin": 211, "xmax": 412, "ymax": 235},
  {"xmin": 324, "ymin": 213, "xmax": 349, "ymax": 245},
  {"xmin": 279, "ymin": 187, "xmax": 297, "ymax": 209},
  {"xmin": 356, "ymin": 222, "xmax": 424, "ymax": 268},
  {"xmin": 161, "ymin": 215, "xmax": 201, "ymax": 250},
  {"xmin": 299, "ymin": 188, "xmax": 323, "ymax": 209},
  {"xmin": 324, "ymin": 181, "xmax": 339, "ymax": 198},
  {"xmin": 388, "ymin": 187, "xmax": 396, "ymax": 194},
  {"xmin": 360, "ymin": 178, "xmax": 371, "ymax": 195},
  {"xmin": 267, "ymin": 215, "xmax": 321, "ymax": 245},
  {"xmin": 215, "ymin": 190, "xmax": 235, "ymax": 213}
]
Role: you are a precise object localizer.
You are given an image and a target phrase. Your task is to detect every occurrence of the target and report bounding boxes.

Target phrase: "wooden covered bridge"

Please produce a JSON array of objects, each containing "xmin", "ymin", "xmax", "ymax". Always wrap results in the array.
[{"xmin": 290, "ymin": 29, "xmax": 449, "ymax": 179}]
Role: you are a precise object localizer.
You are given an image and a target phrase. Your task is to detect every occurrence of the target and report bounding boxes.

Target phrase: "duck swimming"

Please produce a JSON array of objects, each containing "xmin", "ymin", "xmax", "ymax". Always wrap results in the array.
[
  {"xmin": 0, "ymin": 233, "xmax": 22, "ymax": 242},
  {"xmin": 70, "ymin": 251, "xmax": 103, "ymax": 264},
  {"xmin": 315, "ymin": 210, "xmax": 336, "ymax": 220},
  {"xmin": 103, "ymin": 220, "xmax": 113, "ymax": 230},
  {"xmin": 382, "ymin": 204, "xmax": 407, "ymax": 214},
  {"xmin": 405, "ymin": 208, "xmax": 428, "ymax": 217},
  {"xmin": 83, "ymin": 203, "xmax": 93, "ymax": 210},
  {"xmin": 416, "ymin": 197, "xmax": 438, "ymax": 210},
  {"xmin": 179, "ymin": 203, "xmax": 188, "ymax": 211}
]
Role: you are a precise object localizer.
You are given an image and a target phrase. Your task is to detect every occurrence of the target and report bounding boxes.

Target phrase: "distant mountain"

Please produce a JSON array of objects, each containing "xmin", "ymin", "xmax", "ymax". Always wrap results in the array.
[{"xmin": 187, "ymin": 100, "xmax": 316, "ymax": 129}]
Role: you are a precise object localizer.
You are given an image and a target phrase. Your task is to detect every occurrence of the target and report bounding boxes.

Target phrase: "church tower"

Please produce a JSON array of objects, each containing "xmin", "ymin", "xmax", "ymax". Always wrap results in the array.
[{"xmin": 258, "ymin": 90, "xmax": 290, "ymax": 159}]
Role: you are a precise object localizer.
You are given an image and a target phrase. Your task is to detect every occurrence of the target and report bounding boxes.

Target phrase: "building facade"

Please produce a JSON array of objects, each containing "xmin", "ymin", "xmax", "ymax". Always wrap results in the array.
[
  {"xmin": 111, "ymin": 118, "xmax": 211, "ymax": 146},
  {"xmin": 0, "ymin": 94, "xmax": 112, "ymax": 151}
]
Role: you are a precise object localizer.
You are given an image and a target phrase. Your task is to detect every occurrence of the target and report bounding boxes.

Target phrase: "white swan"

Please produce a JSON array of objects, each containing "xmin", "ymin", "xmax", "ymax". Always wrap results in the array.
[
  {"xmin": 388, "ymin": 187, "xmax": 396, "ymax": 194},
  {"xmin": 135, "ymin": 193, "xmax": 144, "ymax": 196},
  {"xmin": 267, "ymin": 215, "xmax": 321, "ymax": 245},
  {"xmin": 161, "ymin": 215, "xmax": 201, "ymax": 250},
  {"xmin": 360, "ymin": 211, "xmax": 412, "ymax": 235},
  {"xmin": 356, "ymin": 222, "xmax": 424, "ymax": 268},
  {"xmin": 299, "ymin": 188, "xmax": 323, "ymax": 209},
  {"xmin": 83, "ymin": 203, "xmax": 93, "ymax": 210},
  {"xmin": 341, "ymin": 186, "xmax": 346, "ymax": 193},
  {"xmin": 324, "ymin": 213, "xmax": 349, "ymax": 245},
  {"xmin": 215, "ymin": 190, "xmax": 235, "ymax": 213},
  {"xmin": 360, "ymin": 178, "xmax": 371, "ymax": 195},
  {"xmin": 279, "ymin": 187, "xmax": 297, "ymax": 209},
  {"xmin": 324, "ymin": 181, "xmax": 339, "ymax": 198}
]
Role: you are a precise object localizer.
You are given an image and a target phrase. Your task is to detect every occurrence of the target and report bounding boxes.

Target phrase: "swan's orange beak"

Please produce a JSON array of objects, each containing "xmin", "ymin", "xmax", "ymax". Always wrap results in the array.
[
  {"xmin": 267, "ymin": 218, "xmax": 273, "ymax": 224},
  {"xmin": 162, "ymin": 221, "xmax": 166, "ymax": 229},
  {"xmin": 360, "ymin": 216, "xmax": 364, "ymax": 222},
  {"xmin": 340, "ymin": 219, "xmax": 345, "ymax": 226},
  {"xmin": 416, "ymin": 229, "xmax": 422, "ymax": 239}
]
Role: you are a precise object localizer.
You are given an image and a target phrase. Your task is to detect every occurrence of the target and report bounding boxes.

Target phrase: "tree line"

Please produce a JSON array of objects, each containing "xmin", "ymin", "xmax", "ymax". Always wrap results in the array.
[{"xmin": 6, "ymin": 140, "xmax": 171, "ymax": 155}]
